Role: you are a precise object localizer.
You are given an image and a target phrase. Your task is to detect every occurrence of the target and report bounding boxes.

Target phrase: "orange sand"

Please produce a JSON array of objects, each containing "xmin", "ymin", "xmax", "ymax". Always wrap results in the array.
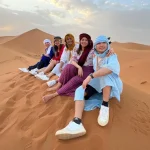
[{"xmin": 0, "ymin": 29, "xmax": 150, "ymax": 150}]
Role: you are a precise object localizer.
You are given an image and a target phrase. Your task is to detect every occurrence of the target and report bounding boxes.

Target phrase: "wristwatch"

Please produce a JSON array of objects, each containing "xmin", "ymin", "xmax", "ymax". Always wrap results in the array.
[{"xmin": 89, "ymin": 73, "xmax": 94, "ymax": 79}]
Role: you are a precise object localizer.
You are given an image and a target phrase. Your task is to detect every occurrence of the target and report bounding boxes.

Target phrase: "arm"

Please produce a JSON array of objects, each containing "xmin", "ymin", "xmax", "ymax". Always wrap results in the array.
[
  {"xmin": 71, "ymin": 61, "xmax": 83, "ymax": 77},
  {"xmin": 107, "ymin": 48, "xmax": 115, "ymax": 57},
  {"xmin": 93, "ymin": 54, "xmax": 120, "ymax": 78},
  {"xmin": 71, "ymin": 61, "xmax": 81, "ymax": 69},
  {"xmin": 70, "ymin": 49, "xmax": 80, "ymax": 69},
  {"xmin": 92, "ymin": 67, "xmax": 112, "ymax": 78},
  {"xmin": 82, "ymin": 54, "xmax": 120, "ymax": 88},
  {"xmin": 70, "ymin": 48, "xmax": 84, "ymax": 76},
  {"xmin": 44, "ymin": 54, "xmax": 50, "ymax": 57},
  {"xmin": 82, "ymin": 68, "xmax": 112, "ymax": 89},
  {"xmin": 59, "ymin": 61, "xmax": 64, "ymax": 69},
  {"xmin": 48, "ymin": 47, "xmax": 54, "ymax": 59},
  {"xmin": 54, "ymin": 46, "xmax": 65, "ymax": 61},
  {"xmin": 59, "ymin": 47, "xmax": 67, "ymax": 68}
]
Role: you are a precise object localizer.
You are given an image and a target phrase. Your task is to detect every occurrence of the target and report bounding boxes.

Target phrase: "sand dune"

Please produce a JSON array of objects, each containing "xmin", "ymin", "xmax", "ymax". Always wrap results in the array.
[
  {"xmin": 0, "ymin": 29, "xmax": 150, "ymax": 150},
  {"xmin": 0, "ymin": 36, "xmax": 16, "ymax": 44},
  {"xmin": 112, "ymin": 42, "xmax": 150, "ymax": 50},
  {"xmin": 0, "ymin": 71, "xmax": 150, "ymax": 150},
  {"xmin": 0, "ymin": 45, "xmax": 38, "ymax": 75},
  {"xmin": 2, "ymin": 29, "xmax": 54, "ymax": 55},
  {"xmin": 114, "ymin": 47, "xmax": 150, "ymax": 94}
]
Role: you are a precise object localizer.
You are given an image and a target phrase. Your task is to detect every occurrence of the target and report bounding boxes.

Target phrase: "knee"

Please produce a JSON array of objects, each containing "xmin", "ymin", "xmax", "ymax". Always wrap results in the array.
[
  {"xmin": 102, "ymin": 86, "xmax": 111, "ymax": 93},
  {"xmin": 55, "ymin": 63, "xmax": 60, "ymax": 68},
  {"xmin": 68, "ymin": 77, "xmax": 82, "ymax": 86},
  {"xmin": 65, "ymin": 64, "xmax": 76, "ymax": 70},
  {"xmin": 51, "ymin": 60, "xmax": 57, "ymax": 65},
  {"xmin": 74, "ymin": 86, "xmax": 85, "ymax": 101}
]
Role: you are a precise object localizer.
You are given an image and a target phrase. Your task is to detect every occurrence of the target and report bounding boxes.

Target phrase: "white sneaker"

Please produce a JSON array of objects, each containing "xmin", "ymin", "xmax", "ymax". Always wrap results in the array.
[
  {"xmin": 29, "ymin": 68, "xmax": 38, "ymax": 75},
  {"xmin": 38, "ymin": 71, "xmax": 44, "ymax": 75},
  {"xmin": 55, "ymin": 121, "xmax": 86, "ymax": 140},
  {"xmin": 32, "ymin": 68, "xmax": 38, "ymax": 72},
  {"xmin": 47, "ymin": 80, "xmax": 57, "ymax": 87},
  {"xmin": 35, "ymin": 74, "xmax": 43, "ymax": 79},
  {"xmin": 18, "ymin": 68, "xmax": 29, "ymax": 73},
  {"xmin": 98, "ymin": 105, "xmax": 109, "ymax": 126},
  {"xmin": 36, "ymin": 74, "xmax": 49, "ymax": 81}
]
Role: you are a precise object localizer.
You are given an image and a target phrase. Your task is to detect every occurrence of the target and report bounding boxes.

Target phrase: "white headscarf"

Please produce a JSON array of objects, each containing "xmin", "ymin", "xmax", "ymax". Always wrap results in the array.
[{"xmin": 43, "ymin": 39, "xmax": 51, "ymax": 44}]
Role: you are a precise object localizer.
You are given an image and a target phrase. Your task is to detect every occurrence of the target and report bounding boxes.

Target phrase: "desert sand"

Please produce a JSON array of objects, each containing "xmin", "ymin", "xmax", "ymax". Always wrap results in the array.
[
  {"xmin": 0, "ymin": 36, "xmax": 15, "ymax": 44},
  {"xmin": 0, "ymin": 29, "xmax": 150, "ymax": 150}
]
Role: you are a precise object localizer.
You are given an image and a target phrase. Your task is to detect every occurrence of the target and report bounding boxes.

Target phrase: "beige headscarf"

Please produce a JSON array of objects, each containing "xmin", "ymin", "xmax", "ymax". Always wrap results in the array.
[
  {"xmin": 65, "ymin": 34, "xmax": 75, "ymax": 51},
  {"xmin": 65, "ymin": 34, "xmax": 75, "ymax": 60}
]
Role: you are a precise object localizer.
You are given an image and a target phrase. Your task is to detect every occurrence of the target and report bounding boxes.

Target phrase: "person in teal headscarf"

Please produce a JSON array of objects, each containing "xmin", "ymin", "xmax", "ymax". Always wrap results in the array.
[{"xmin": 55, "ymin": 35, "xmax": 123, "ymax": 140}]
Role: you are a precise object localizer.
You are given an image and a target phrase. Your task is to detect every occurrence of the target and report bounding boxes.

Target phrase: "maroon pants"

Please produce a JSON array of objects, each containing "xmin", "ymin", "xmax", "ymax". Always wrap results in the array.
[{"xmin": 57, "ymin": 64, "xmax": 94, "ymax": 97}]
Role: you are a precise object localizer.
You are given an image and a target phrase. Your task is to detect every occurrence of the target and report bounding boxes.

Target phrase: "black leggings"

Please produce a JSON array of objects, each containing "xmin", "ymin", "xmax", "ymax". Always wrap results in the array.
[
  {"xmin": 28, "ymin": 61, "xmax": 45, "ymax": 71},
  {"xmin": 84, "ymin": 85, "xmax": 98, "ymax": 100}
]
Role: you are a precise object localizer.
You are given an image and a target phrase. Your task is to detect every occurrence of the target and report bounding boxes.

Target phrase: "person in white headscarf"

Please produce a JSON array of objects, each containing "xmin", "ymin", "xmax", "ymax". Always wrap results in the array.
[{"xmin": 18, "ymin": 39, "xmax": 53, "ymax": 73}]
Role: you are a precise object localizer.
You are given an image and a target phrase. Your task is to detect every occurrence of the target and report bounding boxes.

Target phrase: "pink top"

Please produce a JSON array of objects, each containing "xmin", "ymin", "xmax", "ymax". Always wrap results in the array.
[{"xmin": 71, "ymin": 48, "xmax": 94, "ymax": 66}]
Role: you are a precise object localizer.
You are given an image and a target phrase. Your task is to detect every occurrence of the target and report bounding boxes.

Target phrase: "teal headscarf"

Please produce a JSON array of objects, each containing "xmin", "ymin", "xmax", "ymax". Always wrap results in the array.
[{"xmin": 94, "ymin": 35, "xmax": 110, "ymax": 58}]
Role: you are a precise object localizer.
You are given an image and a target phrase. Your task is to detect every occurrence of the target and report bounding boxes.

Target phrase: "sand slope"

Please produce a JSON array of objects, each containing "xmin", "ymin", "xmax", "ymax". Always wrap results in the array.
[
  {"xmin": 0, "ymin": 71, "xmax": 150, "ymax": 150},
  {"xmin": 113, "ymin": 46, "xmax": 150, "ymax": 94},
  {"xmin": 2, "ymin": 29, "xmax": 54, "ymax": 55},
  {"xmin": 0, "ymin": 45, "xmax": 38, "ymax": 75},
  {"xmin": 0, "ymin": 29, "xmax": 150, "ymax": 150},
  {"xmin": 0, "ymin": 36, "xmax": 16, "ymax": 44},
  {"xmin": 112, "ymin": 42, "xmax": 150, "ymax": 50}
]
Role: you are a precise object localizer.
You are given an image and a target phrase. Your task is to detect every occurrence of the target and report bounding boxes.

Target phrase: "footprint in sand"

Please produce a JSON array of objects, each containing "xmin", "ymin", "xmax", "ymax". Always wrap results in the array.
[
  {"xmin": 140, "ymin": 81, "xmax": 147, "ymax": 84},
  {"xmin": 2, "ymin": 81, "xmax": 16, "ymax": 92},
  {"xmin": 17, "ymin": 112, "xmax": 36, "ymax": 132},
  {"xmin": 10, "ymin": 82, "xmax": 16, "ymax": 88},
  {"xmin": 19, "ymin": 81, "xmax": 34, "ymax": 91},
  {"xmin": 0, "ymin": 107, "xmax": 14, "ymax": 130},
  {"xmin": 130, "ymin": 100, "xmax": 150, "ymax": 135},
  {"xmin": 25, "ymin": 92, "xmax": 34, "ymax": 107},
  {"xmin": 5, "ymin": 96, "xmax": 16, "ymax": 106},
  {"xmin": 129, "ymin": 65, "xmax": 134, "ymax": 68},
  {"xmin": 24, "ymin": 142, "xmax": 32, "ymax": 150}
]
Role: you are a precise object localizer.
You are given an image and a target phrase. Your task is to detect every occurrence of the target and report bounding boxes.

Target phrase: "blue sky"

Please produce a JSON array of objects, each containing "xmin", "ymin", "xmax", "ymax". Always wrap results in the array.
[{"xmin": 0, "ymin": 0, "xmax": 150, "ymax": 44}]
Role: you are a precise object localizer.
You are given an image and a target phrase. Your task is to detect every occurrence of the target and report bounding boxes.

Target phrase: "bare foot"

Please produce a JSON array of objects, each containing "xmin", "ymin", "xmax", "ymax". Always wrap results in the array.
[
  {"xmin": 46, "ymin": 82, "xmax": 61, "ymax": 92},
  {"xmin": 47, "ymin": 73, "xmax": 53, "ymax": 78},
  {"xmin": 46, "ymin": 87, "xmax": 57, "ymax": 92},
  {"xmin": 42, "ymin": 94, "xmax": 56, "ymax": 103}
]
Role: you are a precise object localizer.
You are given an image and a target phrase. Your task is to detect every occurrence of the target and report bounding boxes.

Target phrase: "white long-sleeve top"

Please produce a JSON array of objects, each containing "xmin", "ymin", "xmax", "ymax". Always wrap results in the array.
[{"xmin": 60, "ymin": 44, "xmax": 79, "ymax": 64}]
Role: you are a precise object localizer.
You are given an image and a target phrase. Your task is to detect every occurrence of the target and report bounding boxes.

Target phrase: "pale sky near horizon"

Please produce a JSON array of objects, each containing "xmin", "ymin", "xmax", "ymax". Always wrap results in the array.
[{"xmin": 0, "ymin": 0, "xmax": 150, "ymax": 44}]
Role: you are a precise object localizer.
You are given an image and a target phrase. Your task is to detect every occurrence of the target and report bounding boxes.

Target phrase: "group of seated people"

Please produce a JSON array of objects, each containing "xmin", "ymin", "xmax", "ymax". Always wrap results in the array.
[{"xmin": 19, "ymin": 33, "xmax": 123, "ymax": 140}]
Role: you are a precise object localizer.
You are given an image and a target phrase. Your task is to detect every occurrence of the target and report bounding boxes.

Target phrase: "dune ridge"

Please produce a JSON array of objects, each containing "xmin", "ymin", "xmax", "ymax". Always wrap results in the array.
[
  {"xmin": 0, "ymin": 36, "xmax": 16, "ymax": 44},
  {"xmin": 112, "ymin": 42, "xmax": 150, "ymax": 50},
  {"xmin": 2, "ymin": 29, "xmax": 54, "ymax": 55}
]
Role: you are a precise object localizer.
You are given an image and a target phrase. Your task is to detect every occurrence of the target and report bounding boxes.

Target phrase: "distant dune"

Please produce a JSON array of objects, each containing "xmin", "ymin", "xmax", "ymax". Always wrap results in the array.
[
  {"xmin": 112, "ymin": 42, "xmax": 150, "ymax": 50},
  {"xmin": 0, "ymin": 36, "xmax": 16, "ymax": 44},
  {"xmin": 2, "ymin": 29, "xmax": 54, "ymax": 55}
]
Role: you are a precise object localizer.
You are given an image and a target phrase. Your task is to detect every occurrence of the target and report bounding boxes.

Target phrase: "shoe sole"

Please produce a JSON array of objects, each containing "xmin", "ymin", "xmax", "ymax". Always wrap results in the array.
[
  {"xmin": 35, "ymin": 76, "xmax": 49, "ymax": 81},
  {"xmin": 97, "ymin": 118, "xmax": 109, "ymax": 126},
  {"xmin": 18, "ymin": 68, "xmax": 28, "ymax": 73},
  {"xmin": 56, "ymin": 131, "xmax": 86, "ymax": 140},
  {"xmin": 29, "ymin": 72, "xmax": 34, "ymax": 75}
]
